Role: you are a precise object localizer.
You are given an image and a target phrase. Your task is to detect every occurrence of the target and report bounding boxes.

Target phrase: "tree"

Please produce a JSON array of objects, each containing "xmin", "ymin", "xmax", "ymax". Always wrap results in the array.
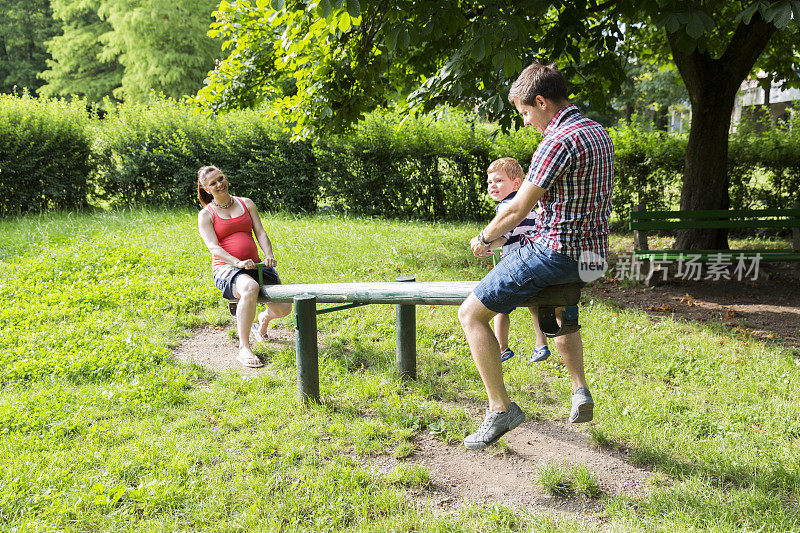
[
  {"xmin": 196, "ymin": 0, "xmax": 800, "ymax": 249},
  {"xmin": 39, "ymin": 0, "xmax": 123, "ymax": 102},
  {"xmin": 0, "ymin": 0, "xmax": 59, "ymax": 95},
  {"xmin": 99, "ymin": 0, "xmax": 221, "ymax": 101}
]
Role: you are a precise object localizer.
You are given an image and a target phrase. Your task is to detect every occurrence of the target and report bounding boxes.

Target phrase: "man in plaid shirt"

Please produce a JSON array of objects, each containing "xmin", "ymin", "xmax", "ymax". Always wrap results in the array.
[{"xmin": 459, "ymin": 62, "xmax": 614, "ymax": 450}]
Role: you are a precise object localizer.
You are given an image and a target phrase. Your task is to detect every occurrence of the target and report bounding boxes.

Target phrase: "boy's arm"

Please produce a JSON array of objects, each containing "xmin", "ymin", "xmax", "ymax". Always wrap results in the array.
[{"xmin": 471, "ymin": 181, "xmax": 545, "ymax": 255}]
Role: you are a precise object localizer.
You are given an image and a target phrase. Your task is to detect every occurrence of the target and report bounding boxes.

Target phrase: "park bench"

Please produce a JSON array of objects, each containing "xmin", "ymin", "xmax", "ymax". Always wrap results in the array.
[
  {"xmin": 629, "ymin": 205, "xmax": 800, "ymax": 264},
  {"xmin": 251, "ymin": 277, "xmax": 582, "ymax": 402}
]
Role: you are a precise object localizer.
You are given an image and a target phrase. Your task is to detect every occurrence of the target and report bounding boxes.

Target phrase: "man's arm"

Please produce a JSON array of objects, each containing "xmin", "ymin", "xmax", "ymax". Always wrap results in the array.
[{"xmin": 470, "ymin": 181, "xmax": 546, "ymax": 256}]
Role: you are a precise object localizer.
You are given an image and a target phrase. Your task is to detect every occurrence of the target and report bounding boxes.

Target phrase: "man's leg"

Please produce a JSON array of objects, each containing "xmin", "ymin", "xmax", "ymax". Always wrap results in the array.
[
  {"xmin": 553, "ymin": 330, "xmax": 593, "ymax": 422},
  {"xmin": 458, "ymin": 294, "xmax": 509, "ymax": 412}
]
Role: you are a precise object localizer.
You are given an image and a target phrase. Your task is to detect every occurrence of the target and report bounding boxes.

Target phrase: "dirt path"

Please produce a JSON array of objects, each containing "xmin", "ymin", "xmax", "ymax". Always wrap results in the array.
[
  {"xmin": 588, "ymin": 262, "xmax": 800, "ymax": 348},
  {"xmin": 363, "ymin": 421, "xmax": 649, "ymax": 521},
  {"xmin": 173, "ymin": 325, "xmax": 652, "ymax": 521}
]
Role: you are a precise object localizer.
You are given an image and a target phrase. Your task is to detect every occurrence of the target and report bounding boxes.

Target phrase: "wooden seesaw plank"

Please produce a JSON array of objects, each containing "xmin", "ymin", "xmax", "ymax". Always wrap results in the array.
[
  {"xmin": 252, "ymin": 280, "xmax": 582, "ymax": 403},
  {"xmin": 258, "ymin": 281, "xmax": 581, "ymax": 307}
]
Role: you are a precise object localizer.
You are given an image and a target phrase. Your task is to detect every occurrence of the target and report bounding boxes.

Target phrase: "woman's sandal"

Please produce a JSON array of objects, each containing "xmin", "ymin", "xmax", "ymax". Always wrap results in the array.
[
  {"xmin": 236, "ymin": 348, "xmax": 263, "ymax": 368},
  {"xmin": 250, "ymin": 322, "xmax": 267, "ymax": 343}
]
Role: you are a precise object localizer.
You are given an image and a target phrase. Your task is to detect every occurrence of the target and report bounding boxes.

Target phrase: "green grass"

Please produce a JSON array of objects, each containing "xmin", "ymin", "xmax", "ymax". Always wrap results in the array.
[
  {"xmin": 536, "ymin": 463, "xmax": 602, "ymax": 498},
  {"xmin": 1, "ymin": 208, "xmax": 799, "ymax": 531}
]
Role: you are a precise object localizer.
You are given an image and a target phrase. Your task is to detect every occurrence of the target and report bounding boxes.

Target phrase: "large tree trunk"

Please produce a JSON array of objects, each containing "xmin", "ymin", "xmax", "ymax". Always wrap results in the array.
[{"xmin": 667, "ymin": 15, "xmax": 776, "ymax": 250}]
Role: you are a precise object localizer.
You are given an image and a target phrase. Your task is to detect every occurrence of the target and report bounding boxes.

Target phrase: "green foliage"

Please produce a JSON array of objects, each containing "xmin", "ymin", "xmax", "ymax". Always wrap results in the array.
[
  {"xmin": 38, "ymin": 0, "xmax": 123, "ymax": 102},
  {"xmin": 92, "ymin": 99, "xmax": 317, "ymax": 211},
  {"xmin": 316, "ymin": 108, "xmax": 497, "ymax": 221},
  {"xmin": 609, "ymin": 123, "xmax": 686, "ymax": 219},
  {"xmin": 0, "ymin": 0, "xmax": 59, "ymax": 95},
  {"xmin": 196, "ymin": 0, "xmax": 627, "ymax": 137},
  {"xmin": 536, "ymin": 462, "xmax": 602, "ymax": 498},
  {"xmin": 98, "ymin": 0, "xmax": 221, "ymax": 102},
  {"xmin": 728, "ymin": 110, "xmax": 800, "ymax": 209},
  {"xmin": 0, "ymin": 93, "xmax": 93, "ymax": 215},
  {"xmin": 388, "ymin": 464, "xmax": 431, "ymax": 489}
]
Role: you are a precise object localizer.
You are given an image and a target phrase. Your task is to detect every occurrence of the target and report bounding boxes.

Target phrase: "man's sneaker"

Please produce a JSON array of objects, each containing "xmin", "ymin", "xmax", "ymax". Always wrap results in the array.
[
  {"xmin": 569, "ymin": 386, "xmax": 594, "ymax": 423},
  {"xmin": 529, "ymin": 345, "xmax": 551, "ymax": 362},
  {"xmin": 500, "ymin": 348, "xmax": 515, "ymax": 362},
  {"xmin": 464, "ymin": 402, "xmax": 525, "ymax": 450}
]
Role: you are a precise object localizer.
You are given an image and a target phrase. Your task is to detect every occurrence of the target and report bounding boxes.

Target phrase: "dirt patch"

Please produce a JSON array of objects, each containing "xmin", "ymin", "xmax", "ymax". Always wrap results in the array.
[
  {"xmin": 173, "ymin": 326, "xmax": 651, "ymax": 519},
  {"xmin": 589, "ymin": 261, "xmax": 800, "ymax": 347},
  {"xmin": 172, "ymin": 324, "xmax": 295, "ymax": 373},
  {"xmin": 364, "ymin": 420, "xmax": 650, "ymax": 520}
]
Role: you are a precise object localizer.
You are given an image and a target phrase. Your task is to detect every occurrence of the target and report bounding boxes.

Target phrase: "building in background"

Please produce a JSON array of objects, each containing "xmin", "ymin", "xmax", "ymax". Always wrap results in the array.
[{"xmin": 668, "ymin": 74, "xmax": 800, "ymax": 134}]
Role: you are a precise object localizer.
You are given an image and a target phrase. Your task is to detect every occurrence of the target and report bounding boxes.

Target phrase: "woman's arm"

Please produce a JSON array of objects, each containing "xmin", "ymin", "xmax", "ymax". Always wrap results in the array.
[
  {"xmin": 197, "ymin": 209, "xmax": 256, "ymax": 269},
  {"xmin": 242, "ymin": 198, "xmax": 277, "ymax": 267}
]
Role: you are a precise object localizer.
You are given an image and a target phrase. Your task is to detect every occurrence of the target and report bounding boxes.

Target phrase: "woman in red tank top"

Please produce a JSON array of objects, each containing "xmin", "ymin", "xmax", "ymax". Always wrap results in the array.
[{"xmin": 197, "ymin": 165, "xmax": 291, "ymax": 368}]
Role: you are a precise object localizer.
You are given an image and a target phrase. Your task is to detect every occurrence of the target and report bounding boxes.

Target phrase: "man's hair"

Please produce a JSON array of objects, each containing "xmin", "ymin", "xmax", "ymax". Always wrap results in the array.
[
  {"xmin": 487, "ymin": 157, "xmax": 524, "ymax": 182},
  {"xmin": 508, "ymin": 62, "xmax": 568, "ymax": 106}
]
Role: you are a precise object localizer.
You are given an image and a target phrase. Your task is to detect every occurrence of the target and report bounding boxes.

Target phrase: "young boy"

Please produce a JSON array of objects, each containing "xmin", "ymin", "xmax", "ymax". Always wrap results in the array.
[{"xmin": 485, "ymin": 157, "xmax": 551, "ymax": 363}]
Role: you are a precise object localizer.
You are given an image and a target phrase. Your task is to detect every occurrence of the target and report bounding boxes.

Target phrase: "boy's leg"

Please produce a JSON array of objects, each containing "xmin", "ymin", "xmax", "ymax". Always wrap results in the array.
[
  {"xmin": 527, "ymin": 305, "xmax": 551, "ymax": 362},
  {"xmin": 493, "ymin": 313, "xmax": 511, "ymax": 351},
  {"xmin": 527, "ymin": 305, "xmax": 549, "ymax": 348}
]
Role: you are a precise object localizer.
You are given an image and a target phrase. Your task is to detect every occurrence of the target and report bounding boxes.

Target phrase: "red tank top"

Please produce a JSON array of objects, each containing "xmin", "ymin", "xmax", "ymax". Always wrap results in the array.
[{"xmin": 206, "ymin": 197, "xmax": 261, "ymax": 267}]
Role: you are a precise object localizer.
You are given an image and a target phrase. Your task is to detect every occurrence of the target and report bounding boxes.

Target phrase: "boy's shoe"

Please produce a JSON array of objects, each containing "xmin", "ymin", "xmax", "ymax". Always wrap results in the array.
[
  {"xmin": 529, "ymin": 345, "xmax": 551, "ymax": 362},
  {"xmin": 464, "ymin": 402, "xmax": 525, "ymax": 450},
  {"xmin": 569, "ymin": 386, "xmax": 594, "ymax": 423},
  {"xmin": 500, "ymin": 348, "xmax": 515, "ymax": 362}
]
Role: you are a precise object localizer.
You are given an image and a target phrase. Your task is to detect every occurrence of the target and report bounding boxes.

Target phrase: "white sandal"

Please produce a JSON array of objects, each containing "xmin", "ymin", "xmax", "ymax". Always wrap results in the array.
[
  {"xmin": 250, "ymin": 322, "xmax": 266, "ymax": 343},
  {"xmin": 236, "ymin": 348, "xmax": 263, "ymax": 368}
]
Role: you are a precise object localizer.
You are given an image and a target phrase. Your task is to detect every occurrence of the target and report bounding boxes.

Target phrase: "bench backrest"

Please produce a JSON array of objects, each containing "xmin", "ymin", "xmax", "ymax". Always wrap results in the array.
[{"xmin": 629, "ymin": 208, "xmax": 800, "ymax": 231}]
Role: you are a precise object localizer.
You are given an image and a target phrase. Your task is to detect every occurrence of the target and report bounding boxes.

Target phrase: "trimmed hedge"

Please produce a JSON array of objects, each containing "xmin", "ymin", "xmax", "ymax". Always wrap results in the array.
[
  {"xmin": 92, "ymin": 100, "xmax": 317, "ymax": 212},
  {"xmin": 0, "ymin": 94, "xmax": 93, "ymax": 215},
  {"xmin": 4, "ymin": 96, "xmax": 800, "ymax": 221}
]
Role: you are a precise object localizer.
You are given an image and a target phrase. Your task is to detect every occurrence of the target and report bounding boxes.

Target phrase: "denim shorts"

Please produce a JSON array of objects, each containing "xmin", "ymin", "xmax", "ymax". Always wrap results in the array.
[
  {"xmin": 212, "ymin": 264, "xmax": 281, "ymax": 300},
  {"xmin": 473, "ymin": 240, "xmax": 582, "ymax": 314}
]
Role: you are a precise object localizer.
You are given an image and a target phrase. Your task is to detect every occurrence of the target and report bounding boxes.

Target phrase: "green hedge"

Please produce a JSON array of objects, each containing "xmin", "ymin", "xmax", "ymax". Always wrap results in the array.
[
  {"xmin": 92, "ymin": 100, "xmax": 317, "ymax": 212},
  {"xmin": 317, "ymin": 109, "xmax": 492, "ymax": 220},
  {"xmin": 0, "ymin": 94, "xmax": 93, "ymax": 215},
  {"xmin": 4, "ymin": 95, "xmax": 800, "ymax": 221}
]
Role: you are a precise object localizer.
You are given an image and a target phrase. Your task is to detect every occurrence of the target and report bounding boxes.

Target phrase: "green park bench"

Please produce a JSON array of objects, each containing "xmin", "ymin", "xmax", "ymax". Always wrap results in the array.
[
  {"xmin": 629, "ymin": 205, "xmax": 800, "ymax": 263},
  {"xmin": 250, "ymin": 277, "xmax": 582, "ymax": 402}
]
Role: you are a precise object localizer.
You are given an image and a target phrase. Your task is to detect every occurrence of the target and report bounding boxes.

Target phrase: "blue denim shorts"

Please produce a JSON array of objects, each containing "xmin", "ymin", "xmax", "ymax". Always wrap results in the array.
[
  {"xmin": 474, "ymin": 241, "xmax": 582, "ymax": 314},
  {"xmin": 212, "ymin": 264, "xmax": 281, "ymax": 301}
]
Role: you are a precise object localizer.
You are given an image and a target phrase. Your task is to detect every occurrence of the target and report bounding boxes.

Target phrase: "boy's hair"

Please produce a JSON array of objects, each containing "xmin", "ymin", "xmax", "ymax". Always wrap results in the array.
[
  {"xmin": 487, "ymin": 157, "xmax": 524, "ymax": 183},
  {"xmin": 508, "ymin": 62, "xmax": 568, "ymax": 106}
]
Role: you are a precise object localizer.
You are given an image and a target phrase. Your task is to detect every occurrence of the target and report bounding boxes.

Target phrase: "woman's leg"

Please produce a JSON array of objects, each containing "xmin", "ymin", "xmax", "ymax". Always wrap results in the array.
[
  {"xmin": 257, "ymin": 302, "xmax": 292, "ymax": 337},
  {"xmin": 233, "ymin": 274, "xmax": 261, "ymax": 366}
]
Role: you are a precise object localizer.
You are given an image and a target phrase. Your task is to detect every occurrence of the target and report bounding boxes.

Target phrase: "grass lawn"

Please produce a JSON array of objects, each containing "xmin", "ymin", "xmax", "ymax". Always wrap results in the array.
[{"xmin": 1, "ymin": 208, "xmax": 798, "ymax": 532}]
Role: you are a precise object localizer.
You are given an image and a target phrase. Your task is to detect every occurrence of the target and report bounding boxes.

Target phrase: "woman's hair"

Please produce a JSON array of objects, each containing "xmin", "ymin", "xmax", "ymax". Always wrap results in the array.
[
  {"xmin": 508, "ymin": 62, "xmax": 568, "ymax": 106},
  {"xmin": 197, "ymin": 165, "xmax": 219, "ymax": 207}
]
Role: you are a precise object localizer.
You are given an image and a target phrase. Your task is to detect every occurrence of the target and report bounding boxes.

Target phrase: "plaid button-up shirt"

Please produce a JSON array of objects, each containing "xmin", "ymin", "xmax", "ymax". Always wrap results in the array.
[{"xmin": 525, "ymin": 104, "xmax": 614, "ymax": 261}]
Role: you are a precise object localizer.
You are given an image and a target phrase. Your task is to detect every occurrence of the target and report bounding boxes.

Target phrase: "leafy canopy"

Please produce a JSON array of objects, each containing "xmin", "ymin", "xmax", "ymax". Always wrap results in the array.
[
  {"xmin": 195, "ymin": 0, "xmax": 627, "ymax": 137},
  {"xmin": 196, "ymin": 1, "xmax": 800, "ymax": 139}
]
